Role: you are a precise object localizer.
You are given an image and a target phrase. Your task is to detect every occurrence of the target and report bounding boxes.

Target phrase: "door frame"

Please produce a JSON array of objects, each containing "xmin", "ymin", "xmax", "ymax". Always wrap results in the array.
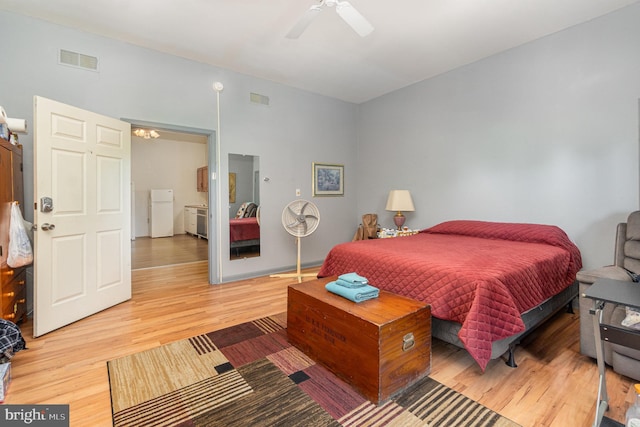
[{"xmin": 123, "ymin": 119, "xmax": 219, "ymax": 284}]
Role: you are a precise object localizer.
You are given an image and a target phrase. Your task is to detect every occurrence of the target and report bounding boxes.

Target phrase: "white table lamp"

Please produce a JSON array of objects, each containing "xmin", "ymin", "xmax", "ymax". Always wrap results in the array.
[{"xmin": 385, "ymin": 190, "xmax": 415, "ymax": 230}]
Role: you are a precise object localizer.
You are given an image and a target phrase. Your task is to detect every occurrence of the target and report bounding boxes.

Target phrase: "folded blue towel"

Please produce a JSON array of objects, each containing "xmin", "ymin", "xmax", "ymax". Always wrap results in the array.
[
  {"xmin": 338, "ymin": 272, "xmax": 368, "ymax": 285},
  {"xmin": 335, "ymin": 278, "xmax": 367, "ymax": 288},
  {"xmin": 325, "ymin": 281, "xmax": 379, "ymax": 303}
]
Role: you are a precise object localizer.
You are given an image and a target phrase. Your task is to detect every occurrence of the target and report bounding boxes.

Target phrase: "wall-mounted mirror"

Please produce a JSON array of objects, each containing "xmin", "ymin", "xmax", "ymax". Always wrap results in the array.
[{"xmin": 229, "ymin": 153, "xmax": 260, "ymax": 260}]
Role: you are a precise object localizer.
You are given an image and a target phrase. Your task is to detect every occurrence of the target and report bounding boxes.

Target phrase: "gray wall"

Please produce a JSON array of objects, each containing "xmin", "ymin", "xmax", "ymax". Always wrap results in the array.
[
  {"xmin": 356, "ymin": 3, "xmax": 640, "ymax": 269},
  {"xmin": 0, "ymin": 11, "xmax": 358, "ymax": 282},
  {"xmin": 3, "ymin": 4, "xmax": 640, "ymax": 280}
]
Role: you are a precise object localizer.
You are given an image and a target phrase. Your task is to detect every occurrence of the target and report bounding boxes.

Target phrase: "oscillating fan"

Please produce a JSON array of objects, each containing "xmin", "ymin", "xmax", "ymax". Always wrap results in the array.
[
  {"xmin": 286, "ymin": 0, "xmax": 374, "ymax": 39},
  {"xmin": 270, "ymin": 199, "xmax": 320, "ymax": 283}
]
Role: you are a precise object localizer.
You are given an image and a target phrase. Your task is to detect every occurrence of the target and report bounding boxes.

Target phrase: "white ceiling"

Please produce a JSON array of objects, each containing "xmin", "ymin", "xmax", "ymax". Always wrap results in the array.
[{"xmin": 2, "ymin": 0, "xmax": 638, "ymax": 103}]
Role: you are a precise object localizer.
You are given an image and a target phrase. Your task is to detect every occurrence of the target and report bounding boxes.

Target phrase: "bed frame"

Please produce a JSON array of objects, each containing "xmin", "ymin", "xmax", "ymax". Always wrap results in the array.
[
  {"xmin": 230, "ymin": 238, "xmax": 260, "ymax": 256},
  {"xmin": 432, "ymin": 280, "xmax": 578, "ymax": 367}
]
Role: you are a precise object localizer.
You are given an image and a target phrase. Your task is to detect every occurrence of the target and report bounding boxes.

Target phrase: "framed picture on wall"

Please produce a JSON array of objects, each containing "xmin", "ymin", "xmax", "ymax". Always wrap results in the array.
[
  {"xmin": 229, "ymin": 173, "xmax": 236, "ymax": 203},
  {"xmin": 312, "ymin": 162, "xmax": 344, "ymax": 197}
]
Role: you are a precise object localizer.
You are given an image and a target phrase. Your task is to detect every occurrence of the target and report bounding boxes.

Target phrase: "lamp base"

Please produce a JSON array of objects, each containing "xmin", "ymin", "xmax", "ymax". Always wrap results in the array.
[{"xmin": 393, "ymin": 212, "xmax": 406, "ymax": 230}]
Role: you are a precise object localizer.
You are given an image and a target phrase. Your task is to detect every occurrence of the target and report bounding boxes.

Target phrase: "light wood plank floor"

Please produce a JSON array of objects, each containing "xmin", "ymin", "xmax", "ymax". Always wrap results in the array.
[
  {"xmin": 6, "ymin": 263, "xmax": 635, "ymax": 426},
  {"xmin": 131, "ymin": 234, "xmax": 208, "ymax": 269}
]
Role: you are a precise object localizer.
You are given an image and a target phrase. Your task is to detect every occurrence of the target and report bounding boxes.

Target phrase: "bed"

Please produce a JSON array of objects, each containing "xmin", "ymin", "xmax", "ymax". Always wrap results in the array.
[
  {"xmin": 230, "ymin": 217, "xmax": 260, "ymax": 253},
  {"xmin": 317, "ymin": 220, "xmax": 582, "ymax": 370}
]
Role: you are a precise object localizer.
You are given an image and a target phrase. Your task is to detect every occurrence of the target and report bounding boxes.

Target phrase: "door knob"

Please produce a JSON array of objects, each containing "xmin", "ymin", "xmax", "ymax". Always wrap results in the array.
[{"xmin": 41, "ymin": 223, "xmax": 56, "ymax": 231}]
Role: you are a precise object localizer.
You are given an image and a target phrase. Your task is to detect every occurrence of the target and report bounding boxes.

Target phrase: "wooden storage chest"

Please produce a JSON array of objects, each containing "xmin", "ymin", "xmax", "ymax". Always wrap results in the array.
[{"xmin": 287, "ymin": 276, "xmax": 431, "ymax": 404}]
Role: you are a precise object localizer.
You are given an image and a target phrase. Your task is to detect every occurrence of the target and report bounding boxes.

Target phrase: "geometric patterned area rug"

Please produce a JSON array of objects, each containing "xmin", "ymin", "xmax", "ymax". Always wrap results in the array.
[{"xmin": 108, "ymin": 313, "xmax": 521, "ymax": 427}]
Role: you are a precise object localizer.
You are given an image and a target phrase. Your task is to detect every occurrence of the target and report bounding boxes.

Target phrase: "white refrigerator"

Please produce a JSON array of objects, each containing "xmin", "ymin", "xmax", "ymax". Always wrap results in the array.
[{"xmin": 149, "ymin": 189, "xmax": 174, "ymax": 238}]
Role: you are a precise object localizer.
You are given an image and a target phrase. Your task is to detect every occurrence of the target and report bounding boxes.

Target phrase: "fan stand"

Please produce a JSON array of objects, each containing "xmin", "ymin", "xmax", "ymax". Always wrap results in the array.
[{"xmin": 270, "ymin": 236, "xmax": 317, "ymax": 283}]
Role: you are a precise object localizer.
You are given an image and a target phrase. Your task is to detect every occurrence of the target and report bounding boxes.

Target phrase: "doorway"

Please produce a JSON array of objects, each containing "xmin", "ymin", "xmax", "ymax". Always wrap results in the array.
[
  {"xmin": 131, "ymin": 234, "xmax": 207, "ymax": 269},
  {"xmin": 127, "ymin": 121, "xmax": 215, "ymax": 273}
]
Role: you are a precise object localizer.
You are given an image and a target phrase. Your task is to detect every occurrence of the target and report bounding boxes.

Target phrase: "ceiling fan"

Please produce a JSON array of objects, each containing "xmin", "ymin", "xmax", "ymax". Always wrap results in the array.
[{"xmin": 286, "ymin": 0, "xmax": 374, "ymax": 39}]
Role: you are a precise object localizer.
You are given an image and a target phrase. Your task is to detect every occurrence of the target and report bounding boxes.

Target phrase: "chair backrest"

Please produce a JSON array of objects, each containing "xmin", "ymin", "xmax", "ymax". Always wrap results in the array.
[
  {"xmin": 244, "ymin": 203, "xmax": 258, "ymax": 218},
  {"xmin": 235, "ymin": 202, "xmax": 258, "ymax": 218},
  {"xmin": 620, "ymin": 211, "xmax": 640, "ymax": 274}
]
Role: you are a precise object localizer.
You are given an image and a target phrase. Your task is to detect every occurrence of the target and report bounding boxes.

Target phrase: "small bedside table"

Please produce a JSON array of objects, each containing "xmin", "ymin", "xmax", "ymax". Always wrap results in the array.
[
  {"xmin": 377, "ymin": 228, "xmax": 420, "ymax": 238},
  {"xmin": 583, "ymin": 278, "xmax": 640, "ymax": 427}
]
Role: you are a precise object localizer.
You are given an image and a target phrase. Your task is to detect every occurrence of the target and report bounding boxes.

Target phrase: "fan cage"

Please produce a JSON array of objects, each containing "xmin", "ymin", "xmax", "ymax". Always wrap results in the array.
[{"xmin": 281, "ymin": 200, "xmax": 320, "ymax": 237}]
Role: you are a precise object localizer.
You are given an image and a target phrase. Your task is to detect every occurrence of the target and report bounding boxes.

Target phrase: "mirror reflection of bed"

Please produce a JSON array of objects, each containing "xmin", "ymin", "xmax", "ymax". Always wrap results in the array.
[{"xmin": 229, "ymin": 153, "xmax": 260, "ymax": 260}]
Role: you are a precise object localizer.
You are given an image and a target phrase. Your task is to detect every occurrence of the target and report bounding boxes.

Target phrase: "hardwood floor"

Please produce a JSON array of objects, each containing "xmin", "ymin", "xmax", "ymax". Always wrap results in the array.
[
  {"xmin": 6, "ymin": 263, "xmax": 635, "ymax": 426},
  {"xmin": 131, "ymin": 234, "xmax": 208, "ymax": 269}
]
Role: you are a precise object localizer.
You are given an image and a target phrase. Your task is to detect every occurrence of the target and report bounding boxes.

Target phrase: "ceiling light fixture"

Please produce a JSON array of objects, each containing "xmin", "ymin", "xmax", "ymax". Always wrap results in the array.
[{"xmin": 133, "ymin": 128, "xmax": 160, "ymax": 139}]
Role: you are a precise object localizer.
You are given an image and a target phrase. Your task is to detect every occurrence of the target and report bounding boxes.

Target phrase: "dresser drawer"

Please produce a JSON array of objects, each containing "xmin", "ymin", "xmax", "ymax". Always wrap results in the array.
[
  {"xmin": 1, "ymin": 263, "xmax": 20, "ymax": 287},
  {"xmin": 1, "ymin": 268, "xmax": 27, "ymax": 322}
]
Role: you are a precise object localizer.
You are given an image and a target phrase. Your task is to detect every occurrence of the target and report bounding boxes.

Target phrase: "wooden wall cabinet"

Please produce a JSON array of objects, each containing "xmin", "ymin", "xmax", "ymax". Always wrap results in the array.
[{"xmin": 0, "ymin": 139, "xmax": 27, "ymax": 323}]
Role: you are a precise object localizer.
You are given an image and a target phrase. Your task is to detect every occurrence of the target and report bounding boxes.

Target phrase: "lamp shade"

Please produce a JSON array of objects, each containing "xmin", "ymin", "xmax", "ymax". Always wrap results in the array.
[{"xmin": 385, "ymin": 190, "xmax": 415, "ymax": 212}]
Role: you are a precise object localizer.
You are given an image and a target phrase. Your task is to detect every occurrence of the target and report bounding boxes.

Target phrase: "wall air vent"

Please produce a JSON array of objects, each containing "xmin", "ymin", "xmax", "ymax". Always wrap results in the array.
[
  {"xmin": 249, "ymin": 92, "xmax": 270, "ymax": 106},
  {"xmin": 59, "ymin": 49, "xmax": 99, "ymax": 71}
]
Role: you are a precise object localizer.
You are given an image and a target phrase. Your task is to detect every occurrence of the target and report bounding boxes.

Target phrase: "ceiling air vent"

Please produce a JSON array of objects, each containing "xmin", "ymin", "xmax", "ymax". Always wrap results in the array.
[
  {"xmin": 249, "ymin": 92, "xmax": 270, "ymax": 106},
  {"xmin": 59, "ymin": 49, "xmax": 99, "ymax": 71}
]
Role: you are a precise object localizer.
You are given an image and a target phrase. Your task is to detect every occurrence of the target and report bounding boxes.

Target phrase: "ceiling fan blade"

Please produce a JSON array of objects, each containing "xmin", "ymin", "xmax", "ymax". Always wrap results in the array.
[
  {"xmin": 335, "ymin": 1, "xmax": 373, "ymax": 37},
  {"xmin": 286, "ymin": 5, "xmax": 323, "ymax": 39}
]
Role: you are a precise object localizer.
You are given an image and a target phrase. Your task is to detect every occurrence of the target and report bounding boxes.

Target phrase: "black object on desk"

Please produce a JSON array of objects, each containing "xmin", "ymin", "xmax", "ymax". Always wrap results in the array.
[{"xmin": 583, "ymin": 278, "xmax": 640, "ymax": 427}]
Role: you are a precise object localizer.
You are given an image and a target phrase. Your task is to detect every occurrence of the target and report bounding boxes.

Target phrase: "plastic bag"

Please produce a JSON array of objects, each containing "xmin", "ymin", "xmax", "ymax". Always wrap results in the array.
[
  {"xmin": 7, "ymin": 202, "xmax": 33, "ymax": 268},
  {"xmin": 622, "ymin": 306, "xmax": 640, "ymax": 330}
]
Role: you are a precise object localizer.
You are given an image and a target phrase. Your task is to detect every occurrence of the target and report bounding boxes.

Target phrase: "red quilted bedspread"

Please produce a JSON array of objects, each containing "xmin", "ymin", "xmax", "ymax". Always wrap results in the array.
[
  {"xmin": 317, "ymin": 220, "xmax": 582, "ymax": 370},
  {"xmin": 230, "ymin": 217, "xmax": 260, "ymax": 243}
]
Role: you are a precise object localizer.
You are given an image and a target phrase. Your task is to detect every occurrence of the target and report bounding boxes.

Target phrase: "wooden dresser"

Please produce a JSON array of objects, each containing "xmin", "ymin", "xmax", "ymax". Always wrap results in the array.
[{"xmin": 0, "ymin": 138, "xmax": 27, "ymax": 323}]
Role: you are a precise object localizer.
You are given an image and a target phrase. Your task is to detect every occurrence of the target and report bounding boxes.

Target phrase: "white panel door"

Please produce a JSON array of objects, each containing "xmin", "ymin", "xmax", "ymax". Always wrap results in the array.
[{"xmin": 33, "ymin": 96, "xmax": 131, "ymax": 337}]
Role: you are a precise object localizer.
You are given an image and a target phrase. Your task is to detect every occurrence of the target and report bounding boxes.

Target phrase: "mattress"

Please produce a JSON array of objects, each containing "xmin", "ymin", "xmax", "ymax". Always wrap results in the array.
[{"xmin": 230, "ymin": 217, "xmax": 260, "ymax": 243}]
